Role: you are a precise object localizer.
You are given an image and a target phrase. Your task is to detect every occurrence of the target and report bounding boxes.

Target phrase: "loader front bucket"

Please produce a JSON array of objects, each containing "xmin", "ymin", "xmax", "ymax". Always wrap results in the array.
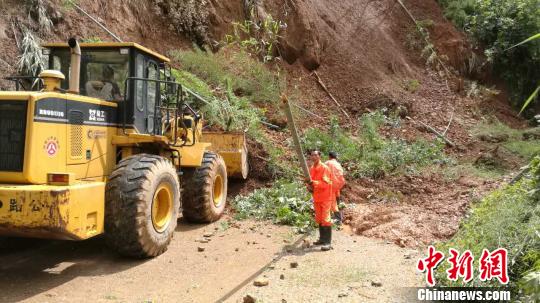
[{"xmin": 201, "ymin": 131, "xmax": 249, "ymax": 179}]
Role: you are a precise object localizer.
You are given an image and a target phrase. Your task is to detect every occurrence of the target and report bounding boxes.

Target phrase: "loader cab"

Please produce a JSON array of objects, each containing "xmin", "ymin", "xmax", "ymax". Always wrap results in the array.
[{"xmin": 42, "ymin": 42, "xmax": 177, "ymax": 135}]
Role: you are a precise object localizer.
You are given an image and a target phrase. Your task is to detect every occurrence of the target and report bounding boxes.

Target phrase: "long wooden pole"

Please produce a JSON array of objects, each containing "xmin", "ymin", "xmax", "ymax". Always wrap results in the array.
[{"xmin": 281, "ymin": 95, "xmax": 311, "ymax": 181}]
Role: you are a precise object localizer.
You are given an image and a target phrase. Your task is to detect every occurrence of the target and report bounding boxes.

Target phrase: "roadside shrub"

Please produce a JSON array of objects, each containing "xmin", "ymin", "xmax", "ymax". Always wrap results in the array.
[
  {"xmin": 301, "ymin": 112, "xmax": 449, "ymax": 178},
  {"xmin": 172, "ymin": 48, "xmax": 283, "ymax": 104},
  {"xmin": 437, "ymin": 0, "xmax": 540, "ymax": 107},
  {"xmin": 435, "ymin": 156, "xmax": 540, "ymax": 297},
  {"xmin": 232, "ymin": 180, "xmax": 313, "ymax": 230},
  {"xmin": 171, "ymin": 69, "xmax": 262, "ymax": 133}
]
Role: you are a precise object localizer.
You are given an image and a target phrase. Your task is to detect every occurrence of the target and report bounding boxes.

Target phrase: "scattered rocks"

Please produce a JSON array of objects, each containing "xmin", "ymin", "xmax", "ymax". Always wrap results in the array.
[
  {"xmin": 338, "ymin": 293, "xmax": 349, "ymax": 298},
  {"xmin": 268, "ymin": 265, "xmax": 275, "ymax": 270},
  {"xmin": 243, "ymin": 294, "xmax": 256, "ymax": 303},
  {"xmin": 203, "ymin": 232, "xmax": 214, "ymax": 238},
  {"xmin": 280, "ymin": 274, "xmax": 285, "ymax": 280},
  {"xmin": 404, "ymin": 250, "xmax": 417, "ymax": 259},
  {"xmin": 196, "ymin": 238, "xmax": 209, "ymax": 243},
  {"xmin": 285, "ymin": 246, "xmax": 294, "ymax": 253},
  {"xmin": 290, "ymin": 262, "xmax": 299, "ymax": 269},
  {"xmin": 235, "ymin": 248, "xmax": 239, "ymax": 252},
  {"xmin": 371, "ymin": 280, "xmax": 383, "ymax": 287},
  {"xmin": 197, "ymin": 246, "xmax": 205, "ymax": 252},
  {"xmin": 478, "ymin": 133, "xmax": 509, "ymax": 143},
  {"xmin": 523, "ymin": 130, "xmax": 540, "ymax": 140},
  {"xmin": 253, "ymin": 278, "xmax": 269, "ymax": 287},
  {"xmin": 457, "ymin": 176, "xmax": 481, "ymax": 188}
]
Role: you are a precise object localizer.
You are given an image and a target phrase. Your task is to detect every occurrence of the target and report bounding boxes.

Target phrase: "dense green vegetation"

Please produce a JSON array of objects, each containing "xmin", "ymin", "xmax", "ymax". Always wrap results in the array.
[
  {"xmin": 436, "ymin": 157, "xmax": 540, "ymax": 299},
  {"xmin": 232, "ymin": 180, "xmax": 313, "ymax": 230},
  {"xmin": 301, "ymin": 111, "xmax": 450, "ymax": 179},
  {"xmin": 232, "ymin": 110, "xmax": 451, "ymax": 229},
  {"xmin": 171, "ymin": 48, "xmax": 283, "ymax": 105},
  {"xmin": 437, "ymin": 0, "xmax": 539, "ymax": 108},
  {"xmin": 172, "ymin": 49, "xmax": 300, "ymax": 183}
]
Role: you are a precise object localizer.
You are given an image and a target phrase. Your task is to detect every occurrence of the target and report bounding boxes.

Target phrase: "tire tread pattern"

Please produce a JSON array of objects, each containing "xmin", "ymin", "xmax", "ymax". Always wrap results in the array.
[
  {"xmin": 182, "ymin": 152, "xmax": 227, "ymax": 223},
  {"xmin": 105, "ymin": 154, "xmax": 180, "ymax": 258}
]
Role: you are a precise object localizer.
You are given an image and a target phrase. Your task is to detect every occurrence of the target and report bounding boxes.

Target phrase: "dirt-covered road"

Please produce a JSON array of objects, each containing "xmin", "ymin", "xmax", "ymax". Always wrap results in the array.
[{"xmin": 0, "ymin": 220, "xmax": 421, "ymax": 303}]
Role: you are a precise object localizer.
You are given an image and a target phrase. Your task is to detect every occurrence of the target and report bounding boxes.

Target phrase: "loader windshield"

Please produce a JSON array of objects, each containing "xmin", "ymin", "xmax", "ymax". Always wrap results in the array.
[{"xmin": 48, "ymin": 48, "xmax": 129, "ymax": 102}]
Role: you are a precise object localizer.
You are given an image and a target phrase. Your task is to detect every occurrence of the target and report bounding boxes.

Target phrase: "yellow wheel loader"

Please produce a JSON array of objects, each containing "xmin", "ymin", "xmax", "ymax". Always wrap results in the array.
[{"xmin": 0, "ymin": 39, "xmax": 249, "ymax": 258}]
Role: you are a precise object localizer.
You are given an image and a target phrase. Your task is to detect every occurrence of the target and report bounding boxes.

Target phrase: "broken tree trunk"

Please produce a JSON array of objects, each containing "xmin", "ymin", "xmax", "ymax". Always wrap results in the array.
[
  {"xmin": 406, "ymin": 116, "xmax": 456, "ymax": 147},
  {"xmin": 313, "ymin": 71, "xmax": 352, "ymax": 122},
  {"xmin": 281, "ymin": 95, "xmax": 311, "ymax": 181}
]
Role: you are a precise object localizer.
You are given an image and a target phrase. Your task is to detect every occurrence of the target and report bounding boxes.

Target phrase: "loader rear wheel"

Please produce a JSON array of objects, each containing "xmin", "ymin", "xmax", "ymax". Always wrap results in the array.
[
  {"xmin": 182, "ymin": 152, "xmax": 227, "ymax": 223},
  {"xmin": 105, "ymin": 154, "xmax": 180, "ymax": 258}
]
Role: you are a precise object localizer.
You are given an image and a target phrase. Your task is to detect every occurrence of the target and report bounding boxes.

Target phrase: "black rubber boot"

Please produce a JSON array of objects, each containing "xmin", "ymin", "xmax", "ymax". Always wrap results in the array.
[
  {"xmin": 321, "ymin": 226, "xmax": 333, "ymax": 251},
  {"xmin": 333, "ymin": 211, "xmax": 342, "ymax": 225},
  {"xmin": 313, "ymin": 225, "xmax": 324, "ymax": 246}
]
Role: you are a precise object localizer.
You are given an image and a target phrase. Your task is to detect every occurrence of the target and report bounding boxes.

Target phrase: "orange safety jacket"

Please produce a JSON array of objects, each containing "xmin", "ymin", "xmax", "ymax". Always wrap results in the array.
[
  {"xmin": 325, "ymin": 159, "xmax": 346, "ymax": 197},
  {"xmin": 309, "ymin": 162, "xmax": 333, "ymax": 203}
]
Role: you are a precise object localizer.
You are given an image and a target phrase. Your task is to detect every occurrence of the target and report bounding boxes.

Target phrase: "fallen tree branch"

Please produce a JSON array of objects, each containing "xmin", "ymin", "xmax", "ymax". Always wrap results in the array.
[
  {"xmin": 395, "ymin": 0, "xmax": 451, "ymax": 77},
  {"xmin": 509, "ymin": 165, "xmax": 531, "ymax": 185},
  {"xmin": 293, "ymin": 103, "xmax": 324, "ymax": 120},
  {"xmin": 406, "ymin": 116, "xmax": 456, "ymax": 147},
  {"xmin": 11, "ymin": 21, "xmax": 19, "ymax": 50},
  {"xmin": 67, "ymin": 0, "xmax": 123, "ymax": 42},
  {"xmin": 259, "ymin": 120, "xmax": 280, "ymax": 130},
  {"xmin": 442, "ymin": 111, "xmax": 454, "ymax": 136},
  {"xmin": 313, "ymin": 71, "xmax": 353, "ymax": 122}
]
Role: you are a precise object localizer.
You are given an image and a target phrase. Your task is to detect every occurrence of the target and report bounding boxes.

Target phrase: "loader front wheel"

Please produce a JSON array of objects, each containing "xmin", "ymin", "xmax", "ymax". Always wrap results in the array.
[
  {"xmin": 105, "ymin": 154, "xmax": 180, "ymax": 258},
  {"xmin": 182, "ymin": 152, "xmax": 227, "ymax": 223}
]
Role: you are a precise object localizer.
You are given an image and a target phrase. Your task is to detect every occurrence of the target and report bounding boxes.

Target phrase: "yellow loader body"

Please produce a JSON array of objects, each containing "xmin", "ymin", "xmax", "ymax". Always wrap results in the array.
[
  {"xmin": 0, "ymin": 41, "xmax": 249, "ymax": 257},
  {"xmin": 0, "ymin": 182, "xmax": 105, "ymax": 240}
]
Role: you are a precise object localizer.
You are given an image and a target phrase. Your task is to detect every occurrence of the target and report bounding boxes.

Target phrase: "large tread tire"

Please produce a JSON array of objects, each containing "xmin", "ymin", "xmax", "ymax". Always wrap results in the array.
[
  {"xmin": 182, "ymin": 152, "xmax": 227, "ymax": 223},
  {"xmin": 105, "ymin": 154, "xmax": 180, "ymax": 258}
]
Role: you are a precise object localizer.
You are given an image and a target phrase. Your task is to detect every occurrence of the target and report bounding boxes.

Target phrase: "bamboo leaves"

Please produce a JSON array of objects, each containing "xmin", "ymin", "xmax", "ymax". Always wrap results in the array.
[{"xmin": 224, "ymin": 15, "xmax": 286, "ymax": 63}]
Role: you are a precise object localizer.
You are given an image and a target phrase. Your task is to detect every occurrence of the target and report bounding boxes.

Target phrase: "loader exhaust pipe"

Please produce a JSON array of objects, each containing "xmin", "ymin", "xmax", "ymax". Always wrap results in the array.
[{"xmin": 68, "ymin": 38, "xmax": 81, "ymax": 94}]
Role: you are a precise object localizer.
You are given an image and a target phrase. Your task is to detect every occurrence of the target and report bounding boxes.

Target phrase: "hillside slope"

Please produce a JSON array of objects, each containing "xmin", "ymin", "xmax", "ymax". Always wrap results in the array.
[{"xmin": 0, "ymin": 0, "xmax": 528, "ymax": 247}]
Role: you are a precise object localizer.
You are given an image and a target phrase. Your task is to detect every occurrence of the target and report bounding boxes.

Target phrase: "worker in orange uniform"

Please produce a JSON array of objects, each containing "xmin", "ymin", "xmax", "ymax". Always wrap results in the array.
[
  {"xmin": 325, "ymin": 151, "xmax": 346, "ymax": 225},
  {"xmin": 306, "ymin": 150, "xmax": 333, "ymax": 251}
]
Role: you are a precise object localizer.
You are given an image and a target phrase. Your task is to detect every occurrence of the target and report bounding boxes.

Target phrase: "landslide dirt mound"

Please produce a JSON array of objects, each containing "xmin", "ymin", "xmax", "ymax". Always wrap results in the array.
[{"xmin": 342, "ymin": 174, "xmax": 499, "ymax": 247}]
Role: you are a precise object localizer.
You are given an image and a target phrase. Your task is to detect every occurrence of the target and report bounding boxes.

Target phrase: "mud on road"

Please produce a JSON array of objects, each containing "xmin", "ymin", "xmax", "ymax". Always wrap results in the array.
[{"xmin": 0, "ymin": 219, "xmax": 421, "ymax": 303}]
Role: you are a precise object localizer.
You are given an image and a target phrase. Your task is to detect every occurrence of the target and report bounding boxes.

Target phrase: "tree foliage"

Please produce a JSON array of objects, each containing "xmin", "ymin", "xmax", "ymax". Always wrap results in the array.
[{"xmin": 438, "ymin": 0, "xmax": 540, "ymax": 108}]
